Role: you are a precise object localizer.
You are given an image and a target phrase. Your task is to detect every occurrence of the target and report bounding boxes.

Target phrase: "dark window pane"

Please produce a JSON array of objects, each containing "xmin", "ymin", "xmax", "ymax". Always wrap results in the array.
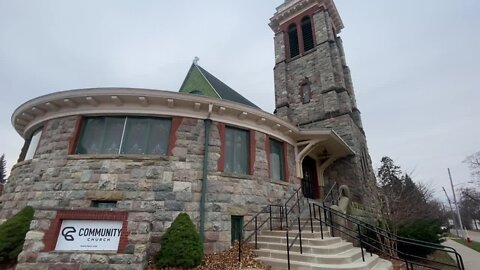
[
  {"xmin": 146, "ymin": 118, "xmax": 171, "ymax": 155},
  {"xmin": 270, "ymin": 139, "xmax": 284, "ymax": 180},
  {"xmin": 231, "ymin": 216, "xmax": 244, "ymax": 243},
  {"xmin": 102, "ymin": 117, "xmax": 125, "ymax": 154},
  {"xmin": 288, "ymin": 24, "xmax": 300, "ymax": 58},
  {"xmin": 77, "ymin": 118, "xmax": 106, "ymax": 154},
  {"xmin": 301, "ymin": 16, "xmax": 314, "ymax": 52},
  {"xmin": 121, "ymin": 117, "xmax": 149, "ymax": 154},
  {"xmin": 225, "ymin": 127, "xmax": 249, "ymax": 174},
  {"xmin": 92, "ymin": 200, "xmax": 117, "ymax": 208}
]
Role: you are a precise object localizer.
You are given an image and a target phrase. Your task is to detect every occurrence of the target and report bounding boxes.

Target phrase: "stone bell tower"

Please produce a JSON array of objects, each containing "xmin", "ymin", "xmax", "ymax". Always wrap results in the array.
[{"xmin": 270, "ymin": 0, "xmax": 375, "ymax": 202}]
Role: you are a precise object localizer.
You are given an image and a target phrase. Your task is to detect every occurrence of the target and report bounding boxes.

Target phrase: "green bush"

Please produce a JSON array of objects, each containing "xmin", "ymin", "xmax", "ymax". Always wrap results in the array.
[
  {"xmin": 397, "ymin": 220, "xmax": 442, "ymax": 258},
  {"xmin": 155, "ymin": 213, "xmax": 203, "ymax": 269},
  {"xmin": 0, "ymin": 206, "xmax": 34, "ymax": 262}
]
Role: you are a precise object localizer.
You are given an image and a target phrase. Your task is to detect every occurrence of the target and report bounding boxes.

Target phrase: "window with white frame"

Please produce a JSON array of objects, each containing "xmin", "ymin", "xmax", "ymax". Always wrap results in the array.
[{"xmin": 24, "ymin": 128, "xmax": 43, "ymax": 160}]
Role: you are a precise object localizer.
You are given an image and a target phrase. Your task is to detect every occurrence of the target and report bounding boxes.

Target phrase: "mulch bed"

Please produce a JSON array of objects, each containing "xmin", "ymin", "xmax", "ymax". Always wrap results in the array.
[{"xmin": 149, "ymin": 243, "xmax": 271, "ymax": 270}]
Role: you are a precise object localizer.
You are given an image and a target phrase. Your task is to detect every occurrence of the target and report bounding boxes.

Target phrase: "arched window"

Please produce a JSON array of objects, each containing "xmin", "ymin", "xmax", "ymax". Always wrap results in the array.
[
  {"xmin": 288, "ymin": 23, "xmax": 300, "ymax": 58},
  {"xmin": 301, "ymin": 16, "xmax": 314, "ymax": 52}
]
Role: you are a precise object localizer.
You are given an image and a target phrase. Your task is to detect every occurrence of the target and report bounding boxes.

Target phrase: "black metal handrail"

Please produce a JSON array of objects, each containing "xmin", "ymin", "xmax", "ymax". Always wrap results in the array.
[
  {"xmin": 238, "ymin": 203, "xmax": 284, "ymax": 261},
  {"xmin": 283, "ymin": 186, "xmax": 312, "ymax": 270},
  {"xmin": 323, "ymin": 181, "xmax": 338, "ymax": 205},
  {"xmin": 311, "ymin": 202, "xmax": 465, "ymax": 270}
]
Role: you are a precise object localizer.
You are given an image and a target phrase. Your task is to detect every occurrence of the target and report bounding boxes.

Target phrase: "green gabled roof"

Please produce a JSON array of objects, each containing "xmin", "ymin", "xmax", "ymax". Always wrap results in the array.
[{"xmin": 179, "ymin": 62, "xmax": 259, "ymax": 109}]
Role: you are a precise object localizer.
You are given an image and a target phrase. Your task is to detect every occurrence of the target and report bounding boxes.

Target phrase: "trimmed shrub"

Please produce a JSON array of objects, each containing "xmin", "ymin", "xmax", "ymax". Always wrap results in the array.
[
  {"xmin": 0, "ymin": 206, "xmax": 34, "ymax": 262},
  {"xmin": 155, "ymin": 213, "xmax": 203, "ymax": 269},
  {"xmin": 397, "ymin": 220, "xmax": 442, "ymax": 258}
]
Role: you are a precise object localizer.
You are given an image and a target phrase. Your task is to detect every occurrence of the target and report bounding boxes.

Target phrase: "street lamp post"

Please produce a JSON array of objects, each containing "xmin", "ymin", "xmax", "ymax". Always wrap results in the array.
[{"xmin": 448, "ymin": 168, "xmax": 465, "ymax": 239}]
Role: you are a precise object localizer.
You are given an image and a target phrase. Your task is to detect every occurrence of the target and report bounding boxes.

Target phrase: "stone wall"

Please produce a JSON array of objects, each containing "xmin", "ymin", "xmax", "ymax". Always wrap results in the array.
[{"xmin": 0, "ymin": 115, "xmax": 299, "ymax": 269}]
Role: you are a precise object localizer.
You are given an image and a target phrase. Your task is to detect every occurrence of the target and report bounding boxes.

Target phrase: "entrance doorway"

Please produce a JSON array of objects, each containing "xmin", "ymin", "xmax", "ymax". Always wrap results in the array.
[{"xmin": 301, "ymin": 156, "xmax": 319, "ymax": 199}]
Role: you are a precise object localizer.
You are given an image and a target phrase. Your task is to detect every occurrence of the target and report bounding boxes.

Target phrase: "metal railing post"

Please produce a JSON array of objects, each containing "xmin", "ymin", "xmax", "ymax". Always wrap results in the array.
[
  {"xmin": 298, "ymin": 216, "xmax": 303, "ymax": 254},
  {"xmin": 357, "ymin": 223, "xmax": 365, "ymax": 262},
  {"xmin": 280, "ymin": 206, "xmax": 283, "ymax": 230},
  {"xmin": 238, "ymin": 237, "xmax": 241, "ymax": 262},
  {"xmin": 286, "ymin": 229, "xmax": 291, "ymax": 270},
  {"xmin": 285, "ymin": 203, "xmax": 289, "ymax": 230},
  {"xmin": 329, "ymin": 209, "xmax": 335, "ymax": 237},
  {"xmin": 254, "ymin": 216, "xmax": 258, "ymax": 249},
  {"xmin": 269, "ymin": 205, "xmax": 272, "ymax": 231},
  {"xmin": 296, "ymin": 190, "xmax": 301, "ymax": 214},
  {"xmin": 309, "ymin": 203, "xmax": 313, "ymax": 233},
  {"xmin": 319, "ymin": 205, "xmax": 324, "ymax": 239}
]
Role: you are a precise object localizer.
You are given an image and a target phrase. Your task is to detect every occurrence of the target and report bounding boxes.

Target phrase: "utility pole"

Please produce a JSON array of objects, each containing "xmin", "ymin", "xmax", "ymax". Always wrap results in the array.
[
  {"xmin": 442, "ymin": 186, "xmax": 459, "ymax": 236},
  {"xmin": 448, "ymin": 168, "xmax": 465, "ymax": 238}
]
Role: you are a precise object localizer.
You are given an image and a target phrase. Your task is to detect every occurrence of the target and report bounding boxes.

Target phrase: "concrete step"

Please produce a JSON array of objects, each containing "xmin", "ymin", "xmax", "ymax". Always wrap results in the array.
[
  {"xmin": 371, "ymin": 259, "xmax": 394, "ymax": 270},
  {"xmin": 255, "ymin": 253, "xmax": 384, "ymax": 270},
  {"xmin": 256, "ymin": 232, "xmax": 338, "ymax": 245},
  {"xmin": 253, "ymin": 235, "xmax": 342, "ymax": 246},
  {"xmin": 255, "ymin": 248, "xmax": 361, "ymax": 265},
  {"xmin": 255, "ymin": 240, "xmax": 354, "ymax": 256},
  {"xmin": 260, "ymin": 230, "xmax": 330, "ymax": 238},
  {"xmin": 285, "ymin": 225, "xmax": 329, "ymax": 232}
]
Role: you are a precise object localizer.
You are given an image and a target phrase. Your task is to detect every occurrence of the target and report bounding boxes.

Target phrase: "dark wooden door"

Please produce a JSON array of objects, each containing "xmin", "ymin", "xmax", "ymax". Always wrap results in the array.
[{"xmin": 302, "ymin": 156, "xmax": 319, "ymax": 199}]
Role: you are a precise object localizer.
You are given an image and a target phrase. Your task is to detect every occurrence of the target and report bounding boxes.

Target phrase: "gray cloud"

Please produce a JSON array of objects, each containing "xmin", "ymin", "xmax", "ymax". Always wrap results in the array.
[{"xmin": 1, "ymin": 0, "xmax": 478, "ymax": 199}]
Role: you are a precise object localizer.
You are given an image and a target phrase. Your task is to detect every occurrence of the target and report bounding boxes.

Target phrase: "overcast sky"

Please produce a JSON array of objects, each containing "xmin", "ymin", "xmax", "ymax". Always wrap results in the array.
[{"xmin": 0, "ymin": 0, "xmax": 479, "ymax": 201}]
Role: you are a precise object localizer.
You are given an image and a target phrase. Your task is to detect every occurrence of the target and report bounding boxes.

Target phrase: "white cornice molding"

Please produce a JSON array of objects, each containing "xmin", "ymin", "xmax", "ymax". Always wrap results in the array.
[{"xmin": 12, "ymin": 87, "xmax": 353, "ymax": 158}]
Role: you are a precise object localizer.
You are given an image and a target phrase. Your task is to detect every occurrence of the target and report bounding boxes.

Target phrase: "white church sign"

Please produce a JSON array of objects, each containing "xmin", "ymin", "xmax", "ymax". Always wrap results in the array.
[{"xmin": 55, "ymin": 220, "xmax": 123, "ymax": 251}]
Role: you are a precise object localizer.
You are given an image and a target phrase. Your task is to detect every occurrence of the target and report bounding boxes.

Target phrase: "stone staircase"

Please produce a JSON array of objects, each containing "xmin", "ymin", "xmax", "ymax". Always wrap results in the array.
[{"xmin": 252, "ymin": 222, "xmax": 393, "ymax": 270}]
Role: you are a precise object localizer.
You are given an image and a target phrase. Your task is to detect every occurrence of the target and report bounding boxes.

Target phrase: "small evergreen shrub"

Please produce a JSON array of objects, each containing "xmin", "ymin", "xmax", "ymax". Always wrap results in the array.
[
  {"xmin": 0, "ymin": 206, "xmax": 34, "ymax": 263},
  {"xmin": 155, "ymin": 213, "xmax": 203, "ymax": 269},
  {"xmin": 397, "ymin": 220, "xmax": 442, "ymax": 258}
]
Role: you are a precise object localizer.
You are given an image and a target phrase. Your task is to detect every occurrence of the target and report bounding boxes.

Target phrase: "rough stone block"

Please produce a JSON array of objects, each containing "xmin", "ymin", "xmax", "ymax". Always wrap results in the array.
[
  {"xmin": 25, "ymin": 231, "xmax": 44, "ymax": 241},
  {"xmin": 173, "ymin": 181, "xmax": 191, "ymax": 192},
  {"xmin": 16, "ymin": 263, "xmax": 49, "ymax": 270},
  {"xmin": 90, "ymin": 255, "xmax": 108, "ymax": 264},
  {"xmin": 69, "ymin": 254, "xmax": 91, "ymax": 264},
  {"xmin": 48, "ymin": 263, "xmax": 80, "ymax": 270},
  {"xmin": 86, "ymin": 191, "xmax": 124, "ymax": 201},
  {"xmin": 128, "ymin": 212, "xmax": 153, "ymax": 222}
]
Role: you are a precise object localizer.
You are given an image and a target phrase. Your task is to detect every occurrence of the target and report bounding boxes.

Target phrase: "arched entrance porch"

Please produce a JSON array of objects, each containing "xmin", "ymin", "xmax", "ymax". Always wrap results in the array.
[{"xmin": 294, "ymin": 130, "xmax": 354, "ymax": 200}]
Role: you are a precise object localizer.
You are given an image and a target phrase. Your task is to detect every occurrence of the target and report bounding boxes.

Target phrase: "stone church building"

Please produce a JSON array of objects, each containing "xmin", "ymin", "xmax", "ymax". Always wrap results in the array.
[{"xmin": 0, "ymin": 0, "xmax": 375, "ymax": 269}]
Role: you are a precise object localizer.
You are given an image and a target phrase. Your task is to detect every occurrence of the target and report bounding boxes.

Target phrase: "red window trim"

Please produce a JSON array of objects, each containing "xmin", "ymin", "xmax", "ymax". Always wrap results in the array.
[
  {"xmin": 18, "ymin": 123, "xmax": 48, "ymax": 162},
  {"xmin": 167, "ymin": 116, "xmax": 183, "ymax": 156},
  {"xmin": 249, "ymin": 130, "xmax": 256, "ymax": 175},
  {"xmin": 283, "ymin": 142, "xmax": 289, "ymax": 182},
  {"xmin": 281, "ymin": 6, "xmax": 321, "ymax": 59},
  {"xmin": 217, "ymin": 123, "xmax": 226, "ymax": 172},
  {"xmin": 68, "ymin": 116, "xmax": 84, "ymax": 155},
  {"xmin": 265, "ymin": 135, "xmax": 271, "ymax": 178},
  {"xmin": 43, "ymin": 210, "xmax": 129, "ymax": 253}
]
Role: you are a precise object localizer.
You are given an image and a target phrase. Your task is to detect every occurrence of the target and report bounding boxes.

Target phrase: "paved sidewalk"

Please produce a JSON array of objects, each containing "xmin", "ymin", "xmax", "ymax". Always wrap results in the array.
[{"xmin": 443, "ymin": 238, "xmax": 480, "ymax": 270}]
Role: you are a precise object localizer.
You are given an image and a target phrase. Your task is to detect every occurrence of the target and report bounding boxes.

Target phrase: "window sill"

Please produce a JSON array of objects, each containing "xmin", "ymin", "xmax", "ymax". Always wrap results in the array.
[
  {"xmin": 286, "ymin": 46, "xmax": 316, "ymax": 62},
  {"xmin": 67, "ymin": 154, "xmax": 169, "ymax": 161},
  {"xmin": 219, "ymin": 171, "xmax": 254, "ymax": 180},
  {"xmin": 270, "ymin": 179, "xmax": 289, "ymax": 186}
]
